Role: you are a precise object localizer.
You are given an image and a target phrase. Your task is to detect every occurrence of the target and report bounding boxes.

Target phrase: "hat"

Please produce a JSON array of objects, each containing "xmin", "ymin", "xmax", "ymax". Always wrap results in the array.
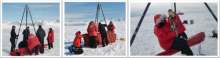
[{"xmin": 154, "ymin": 14, "xmax": 167, "ymax": 25}]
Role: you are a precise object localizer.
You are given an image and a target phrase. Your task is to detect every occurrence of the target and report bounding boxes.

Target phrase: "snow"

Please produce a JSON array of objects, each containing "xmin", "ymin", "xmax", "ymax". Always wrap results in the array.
[
  {"xmin": 64, "ymin": 19, "xmax": 126, "ymax": 56},
  {"xmin": 130, "ymin": 13, "xmax": 218, "ymax": 56},
  {"xmin": 1, "ymin": 21, "xmax": 60, "ymax": 56}
]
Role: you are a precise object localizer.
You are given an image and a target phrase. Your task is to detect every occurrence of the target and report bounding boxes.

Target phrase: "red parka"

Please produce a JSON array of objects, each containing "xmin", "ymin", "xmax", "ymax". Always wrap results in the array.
[
  {"xmin": 154, "ymin": 13, "xmax": 186, "ymax": 50},
  {"xmin": 107, "ymin": 24, "xmax": 115, "ymax": 32},
  {"xmin": 28, "ymin": 33, "xmax": 41, "ymax": 51},
  {"xmin": 47, "ymin": 30, "xmax": 54, "ymax": 43},
  {"xmin": 73, "ymin": 32, "xmax": 84, "ymax": 47},
  {"xmin": 87, "ymin": 22, "xmax": 98, "ymax": 36}
]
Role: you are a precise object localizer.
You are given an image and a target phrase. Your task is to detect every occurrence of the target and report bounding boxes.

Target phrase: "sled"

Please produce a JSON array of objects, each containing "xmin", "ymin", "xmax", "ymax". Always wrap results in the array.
[
  {"xmin": 68, "ymin": 45, "xmax": 84, "ymax": 54},
  {"xmin": 83, "ymin": 31, "xmax": 116, "ymax": 47},
  {"xmin": 156, "ymin": 32, "xmax": 205, "ymax": 56},
  {"xmin": 10, "ymin": 44, "xmax": 48, "ymax": 56}
]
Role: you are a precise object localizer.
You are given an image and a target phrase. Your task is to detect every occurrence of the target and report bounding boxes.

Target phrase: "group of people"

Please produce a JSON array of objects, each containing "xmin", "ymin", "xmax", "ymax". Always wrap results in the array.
[
  {"xmin": 69, "ymin": 21, "xmax": 115, "ymax": 54},
  {"xmin": 154, "ymin": 9, "xmax": 193, "ymax": 56},
  {"xmin": 10, "ymin": 25, "xmax": 54, "ymax": 55}
]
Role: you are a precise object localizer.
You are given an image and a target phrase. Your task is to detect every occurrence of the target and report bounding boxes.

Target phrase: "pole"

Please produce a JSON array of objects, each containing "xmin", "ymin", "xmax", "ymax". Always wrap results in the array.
[
  {"xmin": 25, "ymin": 4, "xmax": 28, "ymax": 40},
  {"xmin": 130, "ymin": 2, "xmax": 151, "ymax": 46},
  {"xmin": 174, "ymin": 3, "xmax": 178, "ymax": 37},
  {"xmin": 204, "ymin": 2, "xmax": 218, "ymax": 22}
]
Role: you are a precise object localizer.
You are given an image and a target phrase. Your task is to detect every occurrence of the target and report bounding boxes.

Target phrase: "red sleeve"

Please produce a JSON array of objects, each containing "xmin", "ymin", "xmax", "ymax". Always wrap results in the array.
[
  {"xmin": 95, "ymin": 25, "xmax": 99, "ymax": 32},
  {"xmin": 107, "ymin": 25, "xmax": 110, "ymax": 30},
  {"xmin": 52, "ymin": 31, "xmax": 54, "ymax": 43},
  {"xmin": 155, "ymin": 27, "xmax": 177, "ymax": 41},
  {"xmin": 87, "ymin": 25, "xmax": 89, "ymax": 33},
  {"xmin": 112, "ymin": 24, "xmax": 115, "ymax": 30}
]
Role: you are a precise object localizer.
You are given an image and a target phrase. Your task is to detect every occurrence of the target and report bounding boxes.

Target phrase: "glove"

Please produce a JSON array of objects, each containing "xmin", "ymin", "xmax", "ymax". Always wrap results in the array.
[
  {"xmin": 174, "ymin": 36, "xmax": 178, "ymax": 41},
  {"xmin": 16, "ymin": 35, "xmax": 19, "ymax": 39}
]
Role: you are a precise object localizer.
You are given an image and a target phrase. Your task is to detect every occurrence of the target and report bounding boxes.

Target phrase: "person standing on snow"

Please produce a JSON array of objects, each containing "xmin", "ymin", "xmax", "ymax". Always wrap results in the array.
[
  {"xmin": 10, "ymin": 26, "xmax": 18, "ymax": 53},
  {"xmin": 27, "ymin": 33, "xmax": 41, "ymax": 55},
  {"xmin": 98, "ymin": 22, "xmax": 109, "ymax": 47},
  {"xmin": 47, "ymin": 28, "xmax": 54, "ymax": 51},
  {"xmin": 107, "ymin": 21, "xmax": 115, "ymax": 32},
  {"xmin": 153, "ymin": 9, "xmax": 193, "ymax": 56},
  {"xmin": 69, "ymin": 31, "xmax": 84, "ymax": 54},
  {"xmin": 19, "ymin": 26, "xmax": 30, "ymax": 48},
  {"xmin": 87, "ymin": 21, "xmax": 98, "ymax": 48},
  {"xmin": 36, "ymin": 25, "xmax": 46, "ymax": 54}
]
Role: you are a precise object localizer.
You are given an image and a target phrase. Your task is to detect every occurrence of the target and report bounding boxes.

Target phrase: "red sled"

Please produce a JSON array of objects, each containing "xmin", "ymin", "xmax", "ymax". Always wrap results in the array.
[
  {"xmin": 156, "ymin": 32, "xmax": 205, "ymax": 56},
  {"xmin": 10, "ymin": 44, "xmax": 48, "ymax": 56},
  {"xmin": 83, "ymin": 31, "xmax": 116, "ymax": 47}
]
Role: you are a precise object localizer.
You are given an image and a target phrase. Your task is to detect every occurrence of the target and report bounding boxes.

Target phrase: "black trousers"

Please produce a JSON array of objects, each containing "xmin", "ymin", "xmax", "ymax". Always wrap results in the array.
[
  {"xmin": 40, "ymin": 41, "xmax": 44, "ymax": 54},
  {"xmin": 29, "ymin": 45, "xmax": 39, "ymax": 55},
  {"xmin": 89, "ymin": 36, "xmax": 97, "ymax": 48},
  {"xmin": 10, "ymin": 38, "xmax": 16, "ymax": 53},
  {"xmin": 101, "ymin": 34, "xmax": 109, "ymax": 47},
  {"xmin": 48, "ymin": 43, "xmax": 53, "ymax": 49},
  {"xmin": 170, "ymin": 32, "xmax": 193, "ymax": 55}
]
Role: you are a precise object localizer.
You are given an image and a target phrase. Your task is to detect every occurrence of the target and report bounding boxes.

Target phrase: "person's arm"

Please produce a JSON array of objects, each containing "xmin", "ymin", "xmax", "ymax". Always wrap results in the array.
[
  {"xmin": 112, "ymin": 24, "xmax": 115, "ymax": 30},
  {"xmin": 95, "ymin": 25, "xmax": 99, "ymax": 32},
  {"xmin": 157, "ymin": 29, "xmax": 176, "ymax": 41}
]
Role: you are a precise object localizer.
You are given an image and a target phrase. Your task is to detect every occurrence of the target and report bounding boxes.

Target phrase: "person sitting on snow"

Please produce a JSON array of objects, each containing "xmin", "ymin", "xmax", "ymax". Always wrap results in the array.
[
  {"xmin": 87, "ymin": 21, "xmax": 99, "ymax": 48},
  {"xmin": 107, "ymin": 21, "xmax": 115, "ymax": 32},
  {"xmin": 153, "ymin": 9, "xmax": 193, "ymax": 56},
  {"xmin": 27, "ymin": 33, "xmax": 41, "ymax": 55},
  {"xmin": 69, "ymin": 31, "xmax": 84, "ymax": 54},
  {"xmin": 47, "ymin": 28, "xmax": 54, "ymax": 51}
]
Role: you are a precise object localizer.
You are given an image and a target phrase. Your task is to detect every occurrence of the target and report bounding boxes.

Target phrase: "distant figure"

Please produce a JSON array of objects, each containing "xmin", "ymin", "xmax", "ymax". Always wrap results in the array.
[
  {"xmin": 107, "ymin": 21, "xmax": 115, "ymax": 32},
  {"xmin": 36, "ymin": 25, "xmax": 46, "ymax": 54},
  {"xmin": 87, "ymin": 21, "xmax": 98, "ymax": 48},
  {"xmin": 210, "ymin": 30, "xmax": 218, "ymax": 38},
  {"xmin": 28, "ymin": 33, "xmax": 41, "ymax": 55},
  {"xmin": 98, "ymin": 22, "xmax": 109, "ymax": 47},
  {"xmin": 47, "ymin": 28, "xmax": 54, "ymax": 51},
  {"xmin": 10, "ymin": 26, "xmax": 18, "ymax": 53}
]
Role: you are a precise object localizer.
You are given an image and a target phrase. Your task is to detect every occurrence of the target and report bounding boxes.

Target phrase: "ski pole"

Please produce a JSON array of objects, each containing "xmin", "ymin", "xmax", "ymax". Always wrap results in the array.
[{"xmin": 130, "ymin": 2, "xmax": 151, "ymax": 46}]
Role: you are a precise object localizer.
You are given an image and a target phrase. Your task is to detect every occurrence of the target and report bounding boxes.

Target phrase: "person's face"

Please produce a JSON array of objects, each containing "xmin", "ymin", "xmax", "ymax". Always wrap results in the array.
[
  {"xmin": 27, "ymin": 27, "xmax": 29, "ymax": 30},
  {"xmin": 14, "ymin": 27, "xmax": 16, "ymax": 29}
]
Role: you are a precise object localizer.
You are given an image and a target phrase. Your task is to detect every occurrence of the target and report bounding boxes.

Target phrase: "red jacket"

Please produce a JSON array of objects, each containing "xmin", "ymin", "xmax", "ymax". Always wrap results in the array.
[
  {"xmin": 87, "ymin": 22, "xmax": 98, "ymax": 36},
  {"xmin": 28, "ymin": 33, "xmax": 41, "ymax": 51},
  {"xmin": 73, "ymin": 32, "xmax": 84, "ymax": 47},
  {"xmin": 154, "ymin": 14, "xmax": 186, "ymax": 50},
  {"xmin": 107, "ymin": 24, "xmax": 115, "ymax": 32},
  {"xmin": 47, "ymin": 30, "xmax": 54, "ymax": 43}
]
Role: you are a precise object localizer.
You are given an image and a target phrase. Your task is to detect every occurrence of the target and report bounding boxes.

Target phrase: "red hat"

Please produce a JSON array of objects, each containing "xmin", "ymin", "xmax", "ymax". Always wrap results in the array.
[{"xmin": 154, "ymin": 14, "xmax": 167, "ymax": 25}]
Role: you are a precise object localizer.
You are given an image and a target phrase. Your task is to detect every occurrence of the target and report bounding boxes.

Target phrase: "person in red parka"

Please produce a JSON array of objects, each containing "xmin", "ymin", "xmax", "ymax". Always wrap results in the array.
[
  {"xmin": 107, "ymin": 21, "xmax": 115, "ymax": 32},
  {"xmin": 69, "ymin": 31, "xmax": 84, "ymax": 54},
  {"xmin": 87, "ymin": 21, "xmax": 98, "ymax": 48},
  {"xmin": 28, "ymin": 33, "xmax": 41, "ymax": 55},
  {"xmin": 154, "ymin": 9, "xmax": 193, "ymax": 56},
  {"xmin": 73, "ymin": 31, "xmax": 84, "ymax": 48},
  {"xmin": 47, "ymin": 28, "xmax": 54, "ymax": 51}
]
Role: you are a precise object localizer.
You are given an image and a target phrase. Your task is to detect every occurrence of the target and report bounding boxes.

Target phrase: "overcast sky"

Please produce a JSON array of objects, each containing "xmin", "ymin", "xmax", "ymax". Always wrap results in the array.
[
  {"xmin": 2, "ymin": 3, "xmax": 60, "ymax": 22},
  {"xmin": 130, "ymin": 2, "xmax": 218, "ymax": 17}
]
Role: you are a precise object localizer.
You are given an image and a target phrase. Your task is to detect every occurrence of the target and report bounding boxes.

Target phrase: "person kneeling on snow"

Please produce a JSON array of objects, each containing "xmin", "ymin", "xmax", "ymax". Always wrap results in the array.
[
  {"xmin": 28, "ymin": 33, "xmax": 41, "ymax": 55},
  {"xmin": 153, "ymin": 10, "xmax": 193, "ymax": 56},
  {"xmin": 47, "ymin": 28, "xmax": 54, "ymax": 51},
  {"xmin": 69, "ymin": 31, "xmax": 84, "ymax": 54}
]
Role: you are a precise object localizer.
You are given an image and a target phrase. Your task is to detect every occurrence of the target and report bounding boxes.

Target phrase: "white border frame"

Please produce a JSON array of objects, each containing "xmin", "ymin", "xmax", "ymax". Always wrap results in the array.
[
  {"xmin": 1, "ymin": 1, "xmax": 62, "ymax": 57},
  {"xmin": 62, "ymin": 0, "xmax": 128, "ymax": 57},
  {"xmin": 128, "ymin": 0, "xmax": 219, "ymax": 58}
]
